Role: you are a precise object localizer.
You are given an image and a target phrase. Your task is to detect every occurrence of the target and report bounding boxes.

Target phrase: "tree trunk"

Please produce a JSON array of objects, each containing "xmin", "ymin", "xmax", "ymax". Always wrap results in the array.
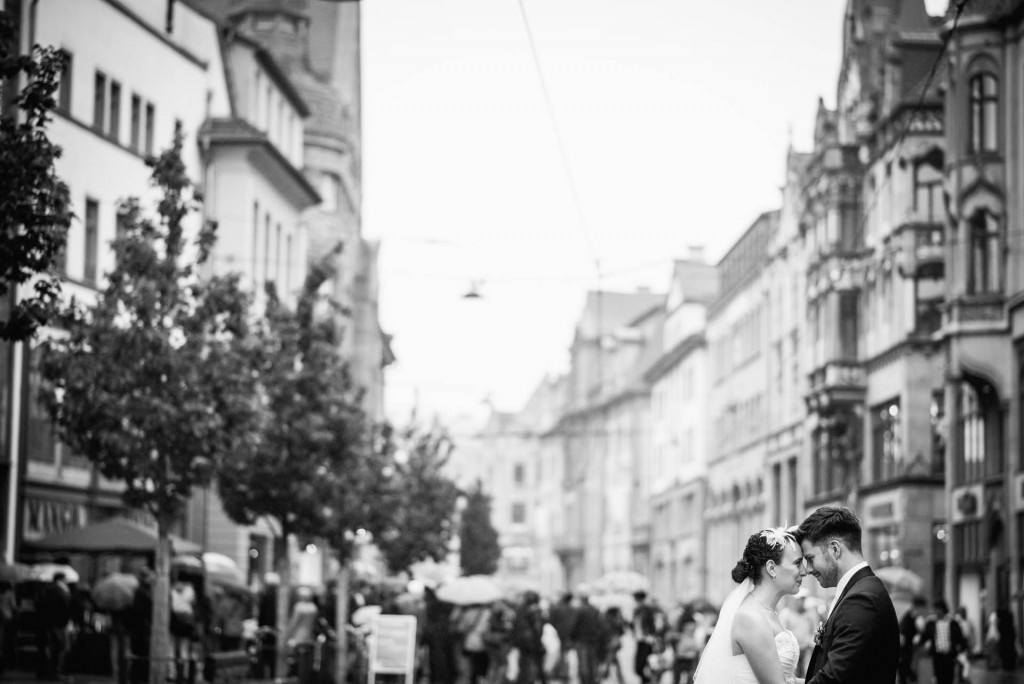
[
  {"xmin": 150, "ymin": 525, "xmax": 173, "ymax": 684},
  {"xmin": 334, "ymin": 564, "xmax": 351, "ymax": 684},
  {"xmin": 275, "ymin": 530, "xmax": 291, "ymax": 678}
]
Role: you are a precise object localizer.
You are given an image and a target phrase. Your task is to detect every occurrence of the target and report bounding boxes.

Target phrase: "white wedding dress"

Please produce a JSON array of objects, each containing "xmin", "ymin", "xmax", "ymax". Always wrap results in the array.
[
  {"xmin": 694, "ymin": 579, "xmax": 802, "ymax": 684},
  {"xmin": 731, "ymin": 628, "xmax": 800, "ymax": 683}
]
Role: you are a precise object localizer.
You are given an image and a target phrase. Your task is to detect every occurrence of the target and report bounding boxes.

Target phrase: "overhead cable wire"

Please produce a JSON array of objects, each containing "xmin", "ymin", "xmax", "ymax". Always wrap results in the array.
[
  {"xmin": 515, "ymin": 0, "xmax": 601, "ymax": 276},
  {"xmin": 853, "ymin": 0, "xmax": 969, "ymax": 244}
]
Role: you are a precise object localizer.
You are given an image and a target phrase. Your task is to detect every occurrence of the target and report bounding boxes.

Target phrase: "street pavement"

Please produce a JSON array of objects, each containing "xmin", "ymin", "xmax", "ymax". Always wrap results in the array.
[{"xmin": 4, "ymin": 647, "xmax": 1024, "ymax": 684}]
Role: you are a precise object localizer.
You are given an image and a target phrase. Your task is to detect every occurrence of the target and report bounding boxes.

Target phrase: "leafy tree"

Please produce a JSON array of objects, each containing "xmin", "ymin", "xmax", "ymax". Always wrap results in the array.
[
  {"xmin": 374, "ymin": 424, "xmax": 460, "ymax": 574},
  {"xmin": 38, "ymin": 134, "xmax": 260, "ymax": 684},
  {"xmin": 459, "ymin": 481, "xmax": 501, "ymax": 576},
  {"xmin": 0, "ymin": 12, "xmax": 72, "ymax": 341},
  {"xmin": 216, "ymin": 258, "xmax": 376, "ymax": 674}
]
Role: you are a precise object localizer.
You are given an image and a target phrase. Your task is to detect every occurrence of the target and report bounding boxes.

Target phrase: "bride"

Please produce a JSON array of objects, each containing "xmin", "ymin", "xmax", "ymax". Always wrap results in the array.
[{"xmin": 694, "ymin": 528, "xmax": 807, "ymax": 684}]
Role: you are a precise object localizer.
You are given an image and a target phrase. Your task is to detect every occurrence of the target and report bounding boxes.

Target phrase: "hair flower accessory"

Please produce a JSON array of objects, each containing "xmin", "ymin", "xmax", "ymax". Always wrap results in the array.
[{"xmin": 760, "ymin": 526, "xmax": 795, "ymax": 550}]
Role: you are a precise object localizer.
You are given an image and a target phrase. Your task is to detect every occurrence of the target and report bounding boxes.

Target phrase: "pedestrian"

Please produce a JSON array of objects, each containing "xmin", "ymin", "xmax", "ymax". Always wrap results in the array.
[
  {"xmin": 0, "ymin": 579, "xmax": 17, "ymax": 675},
  {"xmin": 34, "ymin": 571, "xmax": 72, "ymax": 680},
  {"xmin": 454, "ymin": 603, "xmax": 492, "ymax": 684},
  {"xmin": 899, "ymin": 595, "xmax": 927, "ymax": 684},
  {"xmin": 631, "ymin": 590, "xmax": 663, "ymax": 684},
  {"xmin": 511, "ymin": 591, "xmax": 547, "ymax": 684},
  {"xmin": 423, "ymin": 587, "xmax": 458, "ymax": 684},
  {"xmin": 996, "ymin": 608, "xmax": 1018, "ymax": 671},
  {"xmin": 483, "ymin": 598, "xmax": 514, "ymax": 684},
  {"xmin": 919, "ymin": 599, "xmax": 967, "ymax": 684},
  {"xmin": 170, "ymin": 576, "xmax": 197, "ymax": 679},
  {"xmin": 127, "ymin": 568, "xmax": 154, "ymax": 684},
  {"xmin": 256, "ymin": 572, "xmax": 279, "ymax": 678},
  {"xmin": 547, "ymin": 592, "xmax": 576, "ymax": 681},
  {"xmin": 284, "ymin": 586, "xmax": 319, "ymax": 678},
  {"xmin": 954, "ymin": 605, "xmax": 976, "ymax": 682},
  {"xmin": 666, "ymin": 604, "xmax": 701, "ymax": 684},
  {"xmin": 599, "ymin": 606, "xmax": 627, "ymax": 684},
  {"xmin": 568, "ymin": 592, "xmax": 602, "ymax": 684}
]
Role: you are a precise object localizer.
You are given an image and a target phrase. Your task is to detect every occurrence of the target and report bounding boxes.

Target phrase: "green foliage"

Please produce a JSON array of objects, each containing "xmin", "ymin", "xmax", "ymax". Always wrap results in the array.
[
  {"xmin": 216, "ymin": 258, "xmax": 376, "ymax": 545},
  {"xmin": 37, "ymin": 133, "xmax": 259, "ymax": 684},
  {"xmin": 0, "ymin": 11, "xmax": 72, "ymax": 341},
  {"xmin": 459, "ymin": 481, "xmax": 501, "ymax": 576},
  {"xmin": 373, "ymin": 425, "xmax": 460, "ymax": 573},
  {"xmin": 38, "ymin": 132, "xmax": 260, "ymax": 520}
]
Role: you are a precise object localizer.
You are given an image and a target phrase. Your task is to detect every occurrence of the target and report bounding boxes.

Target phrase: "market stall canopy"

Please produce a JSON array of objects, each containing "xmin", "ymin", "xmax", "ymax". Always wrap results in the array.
[{"xmin": 24, "ymin": 518, "xmax": 201, "ymax": 555}]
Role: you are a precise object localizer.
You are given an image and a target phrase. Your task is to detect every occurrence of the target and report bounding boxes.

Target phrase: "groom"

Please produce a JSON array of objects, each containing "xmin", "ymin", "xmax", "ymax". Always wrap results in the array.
[{"xmin": 797, "ymin": 505, "xmax": 899, "ymax": 683}]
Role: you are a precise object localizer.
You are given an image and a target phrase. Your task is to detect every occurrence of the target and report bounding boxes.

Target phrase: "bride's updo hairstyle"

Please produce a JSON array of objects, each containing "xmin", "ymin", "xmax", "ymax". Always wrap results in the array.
[{"xmin": 731, "ymin": 527, "xmax": 797, "ymax": 584}]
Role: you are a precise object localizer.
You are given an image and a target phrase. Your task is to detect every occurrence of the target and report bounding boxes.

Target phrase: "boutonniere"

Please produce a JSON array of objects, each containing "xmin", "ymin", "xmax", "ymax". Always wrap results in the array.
[{"xmin": 813, "ymin": 621, "xmax": 825, "ymax": 646}]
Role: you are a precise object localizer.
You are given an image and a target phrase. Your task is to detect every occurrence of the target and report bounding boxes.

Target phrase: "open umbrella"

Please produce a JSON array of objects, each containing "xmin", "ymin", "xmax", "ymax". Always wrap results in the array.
[
  {"xmin": 875, "ymin": 566, "xmax": 924, "ymax": 596},
  {"xmin": 29, "ymin": 562, "xmax": 80, "ymax": 584},
  {"xmin": 592, "ymin": 571, "xmax": 649, "ymax": 595},
  {"xmin": 436, "ymin": 575, "xmax": 503, "ymax": 606},
  {"xmin": 352, "ymin": 604, "xmax": 382, "ymax": 626},
  {"xmin": 92, "ymin": 572, "xmax": 139, "ymax": 612},
  {"xmin": 0, "ymin": 562, "xmax": 31, "ymax": 584},
  {"xmin": 202, "ymin": 552, "xmax": 247, "ymax": 589}
]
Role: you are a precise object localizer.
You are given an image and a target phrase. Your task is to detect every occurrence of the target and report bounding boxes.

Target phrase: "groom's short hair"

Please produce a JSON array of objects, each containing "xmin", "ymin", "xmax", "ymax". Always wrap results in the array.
[{"xmin": 797, "ymin": 505, "xmax": 863, "ymax": 554}]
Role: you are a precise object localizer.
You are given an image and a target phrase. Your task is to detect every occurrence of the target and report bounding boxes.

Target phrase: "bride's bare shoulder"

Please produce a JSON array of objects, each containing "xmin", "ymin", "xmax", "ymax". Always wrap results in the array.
[{"xmin": 732, "ymin": 600, "xmax": 774, "ymax": 637}]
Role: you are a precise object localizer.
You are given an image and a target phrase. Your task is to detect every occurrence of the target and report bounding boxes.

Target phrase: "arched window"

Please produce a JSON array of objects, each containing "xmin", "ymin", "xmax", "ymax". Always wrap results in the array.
[{"xmin": 969, "ymin": 73, "xmax": 998, "ymax": 153}]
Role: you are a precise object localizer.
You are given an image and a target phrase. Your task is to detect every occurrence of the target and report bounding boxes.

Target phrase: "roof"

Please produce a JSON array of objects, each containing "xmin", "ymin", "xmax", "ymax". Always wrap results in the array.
[
  {"xmin": 575, "ymin": 290, "xmax": 665, "ymax": 340},
  {"xmin": 643, "ymin": 332, "xmax": 706, "ymax": 382},
  {"xmin": 225, "ymin": 28, "xmax": 311, "ymax": 117},
  {"xmin": 200, "ymin": 117, "xmax": 321, "ymax": 207}
]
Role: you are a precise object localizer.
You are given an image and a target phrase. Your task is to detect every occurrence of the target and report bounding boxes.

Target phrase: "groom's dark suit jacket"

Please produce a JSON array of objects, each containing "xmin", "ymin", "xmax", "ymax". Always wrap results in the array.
[{"xmin": 806, "ymin": 566, "xmax": 899, "ymax": 684}]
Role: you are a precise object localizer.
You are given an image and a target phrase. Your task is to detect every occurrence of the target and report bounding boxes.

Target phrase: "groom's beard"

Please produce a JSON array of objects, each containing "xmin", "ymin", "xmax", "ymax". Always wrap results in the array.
[{"xmin": 819, "ymin": 555, "xmax": 841, "ymax": 587}]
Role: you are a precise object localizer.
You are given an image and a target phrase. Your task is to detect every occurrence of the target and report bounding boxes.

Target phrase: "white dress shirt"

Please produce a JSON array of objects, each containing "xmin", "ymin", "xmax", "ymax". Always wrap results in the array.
[{"xmin": 827, "ymin": 561, "xmax": 869, "ymax": 620}]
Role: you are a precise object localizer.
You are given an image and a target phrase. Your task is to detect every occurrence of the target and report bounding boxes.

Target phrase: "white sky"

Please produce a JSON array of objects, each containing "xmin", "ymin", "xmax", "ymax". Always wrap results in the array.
[{"xmin": 360, "ymin": 1, "xmax": 921, "ymax": 425}]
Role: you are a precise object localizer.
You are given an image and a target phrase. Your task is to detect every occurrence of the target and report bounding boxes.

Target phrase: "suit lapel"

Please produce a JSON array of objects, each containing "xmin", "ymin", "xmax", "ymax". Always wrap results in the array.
[
  {"xmin": 825, "ymin": 566, "xmax": 874, "ymax": 629},
  {"xmin": 807, "ymin": 567, "xmax": 875, "ymax": 679}
]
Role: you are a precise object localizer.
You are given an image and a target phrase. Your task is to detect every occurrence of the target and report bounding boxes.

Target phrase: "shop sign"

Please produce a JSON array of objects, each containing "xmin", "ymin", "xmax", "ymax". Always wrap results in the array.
[{"xmin": 23, "ymin": 497, "xmax": 86, "ymax": 541}]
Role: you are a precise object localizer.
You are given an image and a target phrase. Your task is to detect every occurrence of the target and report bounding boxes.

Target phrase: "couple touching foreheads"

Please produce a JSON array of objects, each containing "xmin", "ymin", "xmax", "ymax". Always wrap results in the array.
[{"xmin": 694, "ymin": 505, "xmax": 900, "ymax": 684}]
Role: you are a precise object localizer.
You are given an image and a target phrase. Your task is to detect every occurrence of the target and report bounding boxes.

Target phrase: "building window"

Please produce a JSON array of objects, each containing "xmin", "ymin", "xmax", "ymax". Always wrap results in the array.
[
  {"xmin": 914, "ymin": 275, "xmax": 943, "ymax": 334},
  {"xmin": 319, "ymin": 172, "xmax": 339, "ymax": 212},
  {"xmin": 869, "ymin": 524, "xmax": 901, "ymax": 568},
  {"xmin": 871, "ymin": 399, "xmax": 902, "ymax": 482},
  {"xmin": 969, "ymin": 73, "xmax": 998, "ymax": 153},
  {"xmin": 276, "ymin": 223, "xmax": 282, "ymax": 285},
  {"xmin": 115, "ymin": 206, "xmax": 130, "ymax": 267},
  {"xmin": 967, "ymin": 209, "xmax": 1002, "ymax": 294},
  {"xmin": 511, "ymin": 502, "xmax": 526, "ymax": 524},
  {"xmin": 56, "ymin": 50, "xmax": 72, "ymax": 113},
  {"xmin": 84, "ymin": 198, "xmax": 99, "ymax": 284},
  {"xmin": 26, "ymin": 349, "xmax": 56, "ymax": 464},
  {"xmin": 513, "ymin": 463, "xmax": 525, "ymax": 486},
  {"xmin": 251, "ymin": 201, "xmax": 260, "ymax": 287},
  {"xmin": 913, "ymin": 160, "xmax": 944, "ymax": 223},
  {"xmin": 838, "ymin": 291, "xmax": 859, "ymax": 359},
  {"xmin": 130, "ymin": 95, "xmax": 141, "ymax": 151},
  {"xmin": 144, "ymin": 102, "xmax": 155, "ymax": 155},
  {"xmin": 263, "ymin": 212, "xmax": 271, "ymax": 288},
  {"xmin": 108, "ymin": 80, "xmax": 121, "ymax": 140},
  {"xmin": 285, "ymin": 233, "xmax": 293, "ymax": 294},
  {"xmin": 956, "ymin": 378, "xmax": 1003, "ymax": 484},
  {"xmin": 931, "ymin": 390, "xmax": 946, "ymax": 475},
  {"xmin": 93, "ymin": 71, "xmax": 106, "ymax": 131}
]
